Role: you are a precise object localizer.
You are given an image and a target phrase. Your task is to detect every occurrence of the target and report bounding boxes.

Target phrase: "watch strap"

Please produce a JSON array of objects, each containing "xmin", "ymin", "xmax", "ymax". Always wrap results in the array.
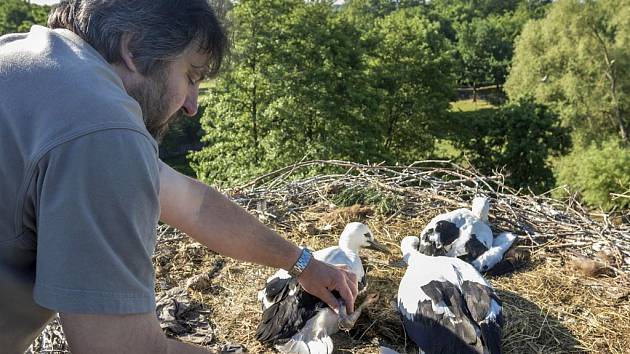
[{"xmin": 288, "ymin": 248, "xmax": 313, "ymax": 278}]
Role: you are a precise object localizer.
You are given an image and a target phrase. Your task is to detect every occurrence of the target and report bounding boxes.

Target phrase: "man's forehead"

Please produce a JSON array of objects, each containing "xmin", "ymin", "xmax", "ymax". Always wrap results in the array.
[
  {"xmin": 178, "ymin": 41, "xmax": 211, "ymax": 69},
  {"xmin": 188, "ymin": 49, "xmax": 211, "ymax": 69}
]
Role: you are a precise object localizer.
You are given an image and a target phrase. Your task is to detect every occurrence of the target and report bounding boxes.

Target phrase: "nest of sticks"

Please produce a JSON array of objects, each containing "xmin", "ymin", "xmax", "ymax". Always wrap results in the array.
[{"xmin": 29, "ymin": 160, "xmax": 630, "ymax": 353}]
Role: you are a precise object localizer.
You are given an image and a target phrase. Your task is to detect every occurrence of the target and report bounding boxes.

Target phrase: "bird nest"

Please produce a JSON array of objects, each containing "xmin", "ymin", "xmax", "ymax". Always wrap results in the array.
[{"xmin": 28, "ymin": 160, "xmax": 630, "ymax": 353}]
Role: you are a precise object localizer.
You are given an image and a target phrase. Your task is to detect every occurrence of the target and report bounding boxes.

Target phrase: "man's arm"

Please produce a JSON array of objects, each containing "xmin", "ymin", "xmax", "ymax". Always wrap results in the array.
[
  {"xmin": 158, "ymin": 161, "xmax": 357, "ymax": 313},
  {"xmin": 60, "ymin": 312, "xmax": 216, "ymax": 354}
]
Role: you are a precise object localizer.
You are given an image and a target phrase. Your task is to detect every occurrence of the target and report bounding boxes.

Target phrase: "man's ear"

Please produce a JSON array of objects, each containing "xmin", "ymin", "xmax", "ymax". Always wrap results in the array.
[{"xmin": 119, "ymin": 32, "xmax": 139, "ymax": 73}]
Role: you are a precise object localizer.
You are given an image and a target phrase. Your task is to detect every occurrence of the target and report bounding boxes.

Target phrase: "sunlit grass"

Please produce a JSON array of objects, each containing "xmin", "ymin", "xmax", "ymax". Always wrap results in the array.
[
  {"xmin": 199, "ymin": 80, "xmax": 213, "ymax": 90},
  {"xmin": 331, "ymin": 185, "xmax": 404, "ymax": 215},
  {"xmin": 433, "ymin": 139, "xmax": 460, "ymax": 160},
  {"xmin": 449, "ymin": 99, "xmax": 495, "ymax": 112}
]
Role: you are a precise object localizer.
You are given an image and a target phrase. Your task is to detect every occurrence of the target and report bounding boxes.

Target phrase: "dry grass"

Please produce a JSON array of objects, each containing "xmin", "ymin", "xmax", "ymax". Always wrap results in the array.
[{"xmin": 29, "ymin": 161, "xmax": 630, "ymax": 353}]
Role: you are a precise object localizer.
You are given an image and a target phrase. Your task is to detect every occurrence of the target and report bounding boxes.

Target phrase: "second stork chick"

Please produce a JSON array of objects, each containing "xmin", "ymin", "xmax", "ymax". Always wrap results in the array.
[
  {"xmin": 398, "ymin": 236, "xmax": 503, "ymax": 354},
  {"xmin": 419, "ymin": 196, "xmax": 516, "ymax": 273}
]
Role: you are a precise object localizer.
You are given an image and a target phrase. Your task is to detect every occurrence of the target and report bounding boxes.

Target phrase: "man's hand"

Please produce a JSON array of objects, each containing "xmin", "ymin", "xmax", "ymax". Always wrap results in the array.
[{"xmin": 297, "ymin": 259, "xmax": 358, "ymax": 314}]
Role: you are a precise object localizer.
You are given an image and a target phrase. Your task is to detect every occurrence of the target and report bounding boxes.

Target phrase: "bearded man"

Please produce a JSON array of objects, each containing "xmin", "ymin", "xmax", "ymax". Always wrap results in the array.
[{"xmin": 0, "ymin": 1, "xmax": 358, "ymax": 353}]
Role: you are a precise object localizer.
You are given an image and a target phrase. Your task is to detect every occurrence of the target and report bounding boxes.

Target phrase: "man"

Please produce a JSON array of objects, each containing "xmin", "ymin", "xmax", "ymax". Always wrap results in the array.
[{"xmin": 0, "ymin": 1, "xmax": 358, "ymax": 353}]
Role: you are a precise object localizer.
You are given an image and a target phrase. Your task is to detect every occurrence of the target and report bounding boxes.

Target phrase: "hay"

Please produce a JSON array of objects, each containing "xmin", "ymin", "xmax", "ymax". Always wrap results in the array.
[{"xmin": 29, "ymin": 160, "xmax": 630, "ymax": 353}]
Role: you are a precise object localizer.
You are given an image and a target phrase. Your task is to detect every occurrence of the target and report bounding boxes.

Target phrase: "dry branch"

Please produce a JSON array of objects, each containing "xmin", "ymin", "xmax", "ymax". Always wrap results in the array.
[{"xmin": 231, "ymin": 160, "xmax": 630, "ymax": 271}]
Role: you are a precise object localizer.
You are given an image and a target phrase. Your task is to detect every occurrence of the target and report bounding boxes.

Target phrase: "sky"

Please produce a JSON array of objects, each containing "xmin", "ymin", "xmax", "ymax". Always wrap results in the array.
[
  {"xmin": 29, "ymin": 0, "xmax": 346, "ymax": 6},
  {"xmin": 29, "ymin": 0, "xmax": 59, "ymax": 5}
]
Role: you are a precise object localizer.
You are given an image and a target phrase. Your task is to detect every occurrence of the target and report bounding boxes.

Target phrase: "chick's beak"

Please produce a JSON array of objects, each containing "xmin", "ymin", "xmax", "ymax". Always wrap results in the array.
[{"xmin": 367, "ymin": 240, "xmax": 390, "ymax": 254}]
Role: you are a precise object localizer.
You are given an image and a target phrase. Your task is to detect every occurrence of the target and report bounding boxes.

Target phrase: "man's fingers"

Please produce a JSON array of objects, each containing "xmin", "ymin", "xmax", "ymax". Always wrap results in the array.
[
  {"xmin": 335, "ymin": 276, "xmax": 356, "ymax": 314},
  {"xmin": 344, "ymin": 271, "xmax": 358, "ymax": 299},
  {"xmin": 297, "ymin": 259, "xmax": 358, "ymax": 314},
  {"xmin": 333, "ymin": 264, "xmax": 358, "ymax": 297},
  {"xmin": 317, "ymin": 289, "xmax": 340, "ymax": 314},
  {"xmin": 345, "ymin": 269, "xmax": 357, "ymax": 284},
  {"xmin": 332, "ymin": 264, "xmax": 357, "ymax": 312}
]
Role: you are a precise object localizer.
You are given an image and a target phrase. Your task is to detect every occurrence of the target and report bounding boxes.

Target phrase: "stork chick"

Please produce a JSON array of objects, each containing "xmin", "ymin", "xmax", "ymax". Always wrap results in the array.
[
  {"xmin": 256, "ymin": 222, "xmax": 388, "ymax": 354},
  {"xmin": 398, "ymin": 236, "xmax": 503, "ymax": 354}
]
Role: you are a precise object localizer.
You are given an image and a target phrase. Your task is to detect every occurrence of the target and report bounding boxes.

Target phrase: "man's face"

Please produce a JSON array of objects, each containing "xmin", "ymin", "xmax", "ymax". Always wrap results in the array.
[{"xmin": 127, "ymin": 45, "xmax": 210, "ymax": 141}]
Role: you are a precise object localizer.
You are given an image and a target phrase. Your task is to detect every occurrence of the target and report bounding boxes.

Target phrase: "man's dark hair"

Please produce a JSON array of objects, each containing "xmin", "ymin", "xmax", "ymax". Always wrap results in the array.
[{"xmin": 48, "ymin": 0, "xmax": 227, "ymax": 77}]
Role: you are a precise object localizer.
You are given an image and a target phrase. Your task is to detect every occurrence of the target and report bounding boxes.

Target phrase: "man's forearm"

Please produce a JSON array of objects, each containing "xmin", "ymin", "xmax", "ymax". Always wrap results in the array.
[
  {"xmin": 159, "ymin": 163, "xmax": 358, "ymax": 314},
  {"xmin": 182, "ymin": 181, "xmax": 300, "ymax": 270},
  {"xmin": 159, "ymin": 165, "xmax": 301, "ymax": 271},
  {"xmin": 167, "ymin": 338, "xmax": 218, "ymax": 354}
]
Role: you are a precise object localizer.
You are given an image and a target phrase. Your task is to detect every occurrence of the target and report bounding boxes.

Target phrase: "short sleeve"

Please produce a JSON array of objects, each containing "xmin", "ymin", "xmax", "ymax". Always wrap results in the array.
[{"xmin": 32, "ymin": 129, "xmax": 160, "ymax": 314}]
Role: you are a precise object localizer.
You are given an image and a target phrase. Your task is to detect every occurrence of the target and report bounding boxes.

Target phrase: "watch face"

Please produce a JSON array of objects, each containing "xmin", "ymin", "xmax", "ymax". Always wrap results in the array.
[{"xmin": 290, "ymin": 249, "xmax": 312, "ymax": 277}]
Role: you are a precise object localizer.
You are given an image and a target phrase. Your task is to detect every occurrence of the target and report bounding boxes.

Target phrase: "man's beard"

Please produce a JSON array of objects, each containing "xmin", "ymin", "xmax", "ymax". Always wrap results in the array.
[{"xmin": 126, "ymin": 67, "xmax": 183, "ymax": 142}]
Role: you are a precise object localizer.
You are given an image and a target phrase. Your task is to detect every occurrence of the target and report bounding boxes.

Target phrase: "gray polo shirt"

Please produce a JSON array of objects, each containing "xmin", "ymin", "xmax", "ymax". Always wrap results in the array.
[{"xmin": 0, "ymin": 26, "xmax": 160, "ymax": 352}]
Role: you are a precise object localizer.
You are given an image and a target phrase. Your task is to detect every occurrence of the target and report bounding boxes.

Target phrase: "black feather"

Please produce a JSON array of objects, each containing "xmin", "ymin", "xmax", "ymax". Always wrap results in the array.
[
  {"xmin": 401, "ymin": 280, "xmax": 482, "ymax": 354},
  {"xmin": 461, "ymin": 281, "xmax": 503, "ymax": 354},
  {"xmin": 256, "ymin": 277, "xmax": 327, "ymax": 345},
  {"xmin": 480, "ymin": 320, "xmax": 503, "ymax": 354},
  {"xmin": 435, "ymin": 220, "xmax": 459, "ymax": 247},
  {"xmin": 457, "ymin": 235, "xmax": 489, "ymax": 263}
]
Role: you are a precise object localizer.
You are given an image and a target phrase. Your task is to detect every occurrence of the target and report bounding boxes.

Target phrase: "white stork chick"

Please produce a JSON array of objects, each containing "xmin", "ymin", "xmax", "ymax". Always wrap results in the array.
[
  {"xmin": 419, "ymin": 196, "xmax": 515, "ymax": 272},
  {"xmin": 256, "ymin": 222, "xmax": 388, "ymax": 354},
  {"xmin": 398, "ymin": 236, "xmax": 503, "ymax": 354}
]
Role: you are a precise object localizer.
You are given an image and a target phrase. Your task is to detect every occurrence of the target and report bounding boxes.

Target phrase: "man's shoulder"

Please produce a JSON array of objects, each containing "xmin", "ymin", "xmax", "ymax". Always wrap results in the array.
[{"xmin": 0, "ymin": 26, "xmax": 153, "ymax": 153}]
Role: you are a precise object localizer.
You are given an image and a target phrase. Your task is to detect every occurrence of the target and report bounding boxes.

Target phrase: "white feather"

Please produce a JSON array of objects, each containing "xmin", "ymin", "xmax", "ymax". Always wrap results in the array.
[{"xmin": 472, "ymin": 232, "xmax": 517, "ymax": 272}]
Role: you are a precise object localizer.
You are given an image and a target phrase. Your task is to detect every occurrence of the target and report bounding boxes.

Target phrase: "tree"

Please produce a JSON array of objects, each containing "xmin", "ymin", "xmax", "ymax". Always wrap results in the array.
[
  {"xmin": 190, "ymin": 0, "xmax": 378, "ymax": 185},
  {"xmin": 455, "ymin": 17, "xmax": 501, "ymax": 99},
  {"xmin": 426, "ymin": 0, "xmax": 551, "ymax": 91},
  {"xmin": 555, "ymin": 139, "xmax": 630, "ymax": 210},
  {"xmin": 505, "ymin": 0, "xmax": 630, "ymax": 144},
  {"xmin": 0, "ymin": 0, "xmax": 49, "ymax": 36},
  {"xmin": 190, "ymin": 0, "xmax": 287, "ymax": 184},
  {"xmin": 446, "ymin": 98, "xmax": 570, "ymax": 192},
  {"xmin": 364, "ymin": 7, "xmax": 456, "ymax": 162}
]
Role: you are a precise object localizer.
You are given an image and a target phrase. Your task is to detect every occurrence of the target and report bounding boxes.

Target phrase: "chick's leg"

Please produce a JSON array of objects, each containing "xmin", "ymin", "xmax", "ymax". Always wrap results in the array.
[{"xmin": 338, "ymin": 293, "xmax": 380, "ymax": 331}]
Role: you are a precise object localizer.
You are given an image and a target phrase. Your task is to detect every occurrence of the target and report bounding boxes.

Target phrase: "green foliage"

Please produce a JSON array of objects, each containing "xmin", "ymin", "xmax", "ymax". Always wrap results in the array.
[
  {"xmin": 332, "ymin": 185, "xmax": 403, "ymax": 215},
  {"xmin": 426, "ymin": 0, "xmax": 550, "ymax": 88},
  {"xmin": 506, "ymin": 0, "xmax": 630, "ymax": 144},
  {"xmin": 428, "ymin": 0, "xmax": 523, "ymax": 21},
  {"xmin": 554, "ymin": 139, "xmax": 630, "ymax": 210},
  {"xmin": 446, "ymin": 98, "xmax": 570, "ymax": 192},
  {"xmin": 340, "ymin": 0, "xmax": 424, "ymax": 32},
  {"xmin": 455, "ymin": 15, "xmax": 518, "ymax": 89},
  {"xmin": 159, "ymin": 99, "xmax": 205, "ymax": 160},
  {"xmin": 190, "ymin": 0, "xmax": 375, "ymax": 186},
  {"xmin": 0, "ymin": 0, "xmax": 49, "ymax": 36},
  {"xmin": 364, "ymin": 7, "xmax": 456, "ymax": 162},
  {"xmin": 190, "ymin": 0, "xmax": 455, "ymax": 186},
  {"xmin": 504, "ymin": 0, "xmax": 630, "ymax": 208},
  {"xmin": 162, "ymin": 155, "xmax": 196, "ymax": 177}
]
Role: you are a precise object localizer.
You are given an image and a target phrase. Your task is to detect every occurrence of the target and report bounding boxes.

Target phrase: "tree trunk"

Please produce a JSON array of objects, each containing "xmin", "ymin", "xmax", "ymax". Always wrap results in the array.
[
  {"xmin": 616, "ymin": 108, "xmax": 628, "ymax": 144},
  {"xmin": 249, "ymin": 38, "xmax": 260, "ymax": 163},
  {"xmin": 385, "ymin": 105, "xmax": 396, "ymax": 148},
  {"xmin": 590, "ymin": 25, "xmax": 628, "ymax": 143}
]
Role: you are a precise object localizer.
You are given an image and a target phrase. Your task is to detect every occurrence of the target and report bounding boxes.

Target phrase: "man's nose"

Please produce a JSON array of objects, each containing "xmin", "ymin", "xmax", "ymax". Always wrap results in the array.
[{"xmin": 182, "ymin": 88, "xmax": 199, "ymax": 116}]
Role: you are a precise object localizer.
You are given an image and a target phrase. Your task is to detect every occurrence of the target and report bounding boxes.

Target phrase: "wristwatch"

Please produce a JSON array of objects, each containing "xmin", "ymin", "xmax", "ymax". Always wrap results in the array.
[{"xmin": 288, "ymin": 247, "xmax": 313, "ymax": 278}]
